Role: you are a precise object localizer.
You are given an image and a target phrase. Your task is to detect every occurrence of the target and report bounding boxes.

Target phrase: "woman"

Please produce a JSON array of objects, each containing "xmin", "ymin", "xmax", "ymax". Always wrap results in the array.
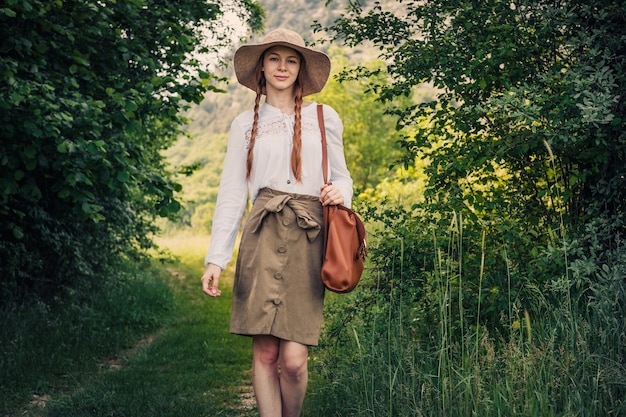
[{"xmin": 201, "ymin": 28, "xmax": 353, "ymax": 417}]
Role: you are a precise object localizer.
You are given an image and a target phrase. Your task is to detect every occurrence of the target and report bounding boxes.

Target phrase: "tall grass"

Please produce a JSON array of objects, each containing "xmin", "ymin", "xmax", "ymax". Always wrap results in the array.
[{"xmin": 305, "ymin": 208, "xmax": 626, "ymax": 416}]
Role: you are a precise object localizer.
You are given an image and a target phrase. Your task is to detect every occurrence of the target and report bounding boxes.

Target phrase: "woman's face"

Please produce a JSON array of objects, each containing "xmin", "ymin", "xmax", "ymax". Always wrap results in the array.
[{"xmin": 262, "ymin": 45, "xmax": 301, "ymax": 95}]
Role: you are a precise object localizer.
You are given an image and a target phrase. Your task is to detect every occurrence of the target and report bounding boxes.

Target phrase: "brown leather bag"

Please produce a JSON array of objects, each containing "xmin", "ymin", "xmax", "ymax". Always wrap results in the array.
[{"xmin": 317, "ymin": 104, "xmax": 367, "ymax": 293}]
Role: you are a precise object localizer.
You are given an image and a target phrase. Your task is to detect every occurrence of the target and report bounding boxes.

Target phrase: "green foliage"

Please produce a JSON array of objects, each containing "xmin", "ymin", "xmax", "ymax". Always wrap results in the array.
[
  {"xmin": 317, "ymin": 0, "xmax": 625, "ymax": 403},
  {"xmin": 0, "ymin": 0, "xmax": 263, "ymax": 301},
  {"xmin": 322, "ymin": 0, "xmax": 626, "ymax": 231},
  {"xmin": 305, "ymin": 3, "xmax": 626, "ymax": 413},
  {"xmin": 317, "ymin": 53, "xmax": 408, "ymax": 192}
]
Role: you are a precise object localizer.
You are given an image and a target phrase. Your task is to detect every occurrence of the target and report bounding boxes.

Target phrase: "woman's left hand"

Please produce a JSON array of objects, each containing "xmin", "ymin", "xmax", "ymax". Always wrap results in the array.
[{"xmin": 320, "ymin": 184, "xmax": 344, "ymax": 206}]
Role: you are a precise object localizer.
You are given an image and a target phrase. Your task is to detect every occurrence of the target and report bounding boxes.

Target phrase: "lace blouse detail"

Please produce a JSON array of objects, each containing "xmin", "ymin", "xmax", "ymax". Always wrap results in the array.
[{"xmin": 244, "ymin": 116, "xmax": 321, "ymax": 147}]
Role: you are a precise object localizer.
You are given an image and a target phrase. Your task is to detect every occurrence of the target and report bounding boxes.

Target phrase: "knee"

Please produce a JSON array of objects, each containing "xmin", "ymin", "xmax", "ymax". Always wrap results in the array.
[
  {"xmin": 280, "ymin": 353, "xmax": 308, "ymax": 382},
  {"xmin": 256, "ymin": 349, "xmax": 279, "ymax": 367}
]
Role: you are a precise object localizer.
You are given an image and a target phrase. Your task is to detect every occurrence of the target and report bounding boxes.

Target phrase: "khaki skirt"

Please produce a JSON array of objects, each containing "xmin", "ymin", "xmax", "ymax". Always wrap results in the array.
[{"xmin": 230, "ymin": 188, "xmax": 326, "ymax": 346}]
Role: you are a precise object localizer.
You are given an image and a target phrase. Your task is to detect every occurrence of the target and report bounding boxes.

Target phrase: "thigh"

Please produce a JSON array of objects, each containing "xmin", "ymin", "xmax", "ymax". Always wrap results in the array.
[{"xmin": 253, "ymin": 335, "xmax": 281, "ymax": 363}]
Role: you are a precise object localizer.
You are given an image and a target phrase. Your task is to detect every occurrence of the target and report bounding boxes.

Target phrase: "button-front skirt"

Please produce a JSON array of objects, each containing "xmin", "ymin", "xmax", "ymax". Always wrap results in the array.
[{"xmin": 230, "ymin": 188, "xmax": 325, "ymax": 346}]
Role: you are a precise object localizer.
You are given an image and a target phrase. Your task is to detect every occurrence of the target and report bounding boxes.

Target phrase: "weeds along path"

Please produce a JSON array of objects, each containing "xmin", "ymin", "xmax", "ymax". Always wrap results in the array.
[{"xmin": 41, "ymin": 235, "xmax": 256, "ymax": 417}]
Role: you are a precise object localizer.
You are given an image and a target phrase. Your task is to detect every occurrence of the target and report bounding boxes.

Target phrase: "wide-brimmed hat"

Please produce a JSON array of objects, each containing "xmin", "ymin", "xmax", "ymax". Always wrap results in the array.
[{"xmin": 234, "ymin": 28, "xmax": 331, "ymax": 97}]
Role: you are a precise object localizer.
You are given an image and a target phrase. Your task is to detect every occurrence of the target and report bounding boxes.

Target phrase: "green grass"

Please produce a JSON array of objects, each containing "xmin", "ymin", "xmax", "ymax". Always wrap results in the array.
[
  {"xmin": 304, "ymin": 213, "xmax": 626, "ymax": 417},
  {"xmin": 0, "ymin": 262, "xmax": 174, "ymax": 415},
  {"xmin": 1, "ymin": 234, "xmax": 255, "ymax": 417},
  {"xmin": 7, "ymin": 224, "xmax": 623, "ymax": 417}
]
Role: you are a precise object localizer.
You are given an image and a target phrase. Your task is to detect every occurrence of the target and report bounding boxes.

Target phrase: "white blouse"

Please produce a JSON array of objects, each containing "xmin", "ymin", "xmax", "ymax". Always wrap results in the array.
[{"xmin": 205, "ymin": 102, "xmax": 353, "ymax": 269}]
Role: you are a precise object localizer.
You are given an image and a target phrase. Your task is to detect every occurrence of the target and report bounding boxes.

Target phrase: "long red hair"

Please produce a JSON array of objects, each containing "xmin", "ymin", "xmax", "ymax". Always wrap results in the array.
[{"xmin": 246, "ymin": 53, "xmax": 305, "ymax": 182}]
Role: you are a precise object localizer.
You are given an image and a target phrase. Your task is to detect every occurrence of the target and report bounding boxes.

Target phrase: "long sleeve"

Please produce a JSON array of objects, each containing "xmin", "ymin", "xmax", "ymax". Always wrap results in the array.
[
  {"xmin": 204, "ymin": 117, "xmax": 250, "ymax": 269},
  {"xmin": 322, "ymin": 104, "xmax": 353, "ymax": 208}
]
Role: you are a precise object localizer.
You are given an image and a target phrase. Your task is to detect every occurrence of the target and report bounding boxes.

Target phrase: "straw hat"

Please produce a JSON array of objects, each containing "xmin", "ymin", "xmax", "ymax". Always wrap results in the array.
[{"xmin": 234, "ymin": 28, "xmax": 331, "ymax": 97}]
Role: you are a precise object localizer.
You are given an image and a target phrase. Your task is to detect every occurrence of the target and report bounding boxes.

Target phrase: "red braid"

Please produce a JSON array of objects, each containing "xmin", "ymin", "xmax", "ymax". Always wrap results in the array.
[
  {"xmin": 246, "ymin": 63, "xmax": 265, "ymax": 180},
  {"xmin": 291, "ymin": 82, "xmax": 304, "ymax": 182}
]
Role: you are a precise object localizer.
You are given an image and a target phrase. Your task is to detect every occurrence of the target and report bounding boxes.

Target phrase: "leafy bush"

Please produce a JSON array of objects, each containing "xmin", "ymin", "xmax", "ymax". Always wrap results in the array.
[
  {"xmin": 0, "ymin": 0, "xmax": 263, "ymax": 302},
  {"xmin": 306, "ymin": 2, "xmax": 626, "ymax": 412}
]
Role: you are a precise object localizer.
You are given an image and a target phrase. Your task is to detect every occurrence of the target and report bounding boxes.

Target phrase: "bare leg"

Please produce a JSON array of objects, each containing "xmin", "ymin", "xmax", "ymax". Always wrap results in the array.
[
  {"xmin": 278, "ymin": 340, "xmax": 309, "ymax": 417},
  {"xmin": 252, "ymin": 335, "xmax": 282, "ymax": 416}
]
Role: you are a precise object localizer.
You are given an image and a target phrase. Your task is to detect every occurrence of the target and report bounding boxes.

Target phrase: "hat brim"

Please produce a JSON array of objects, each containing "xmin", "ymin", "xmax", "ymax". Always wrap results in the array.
[{"xmin": 234, "ymin": 41, "xmax": 331, "ymax": 97}]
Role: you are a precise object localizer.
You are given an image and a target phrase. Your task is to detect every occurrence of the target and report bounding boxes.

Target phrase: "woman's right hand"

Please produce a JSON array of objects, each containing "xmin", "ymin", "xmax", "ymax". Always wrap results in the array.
[{"xmin": 201, "ymin": 263, "xmax": 222, "ymax": 297}]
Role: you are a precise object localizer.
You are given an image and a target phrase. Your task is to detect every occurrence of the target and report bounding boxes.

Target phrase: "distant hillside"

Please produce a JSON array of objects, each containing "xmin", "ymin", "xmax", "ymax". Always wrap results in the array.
[{"xmin": 258, "ymin": 0, "xmax": 344, "ymax": 37}]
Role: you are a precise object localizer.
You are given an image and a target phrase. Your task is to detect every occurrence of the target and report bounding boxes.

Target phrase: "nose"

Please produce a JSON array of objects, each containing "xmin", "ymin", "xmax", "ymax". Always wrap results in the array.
[{"xmin": 277, "ymin": 59, "xmax": 287, "ymax": 71}]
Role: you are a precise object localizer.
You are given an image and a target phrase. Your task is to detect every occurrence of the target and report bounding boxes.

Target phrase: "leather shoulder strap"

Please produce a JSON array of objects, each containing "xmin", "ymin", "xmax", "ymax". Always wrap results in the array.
[{"xmin": 317, "ymin": 104, "xmax": 329, "ymax": 185}]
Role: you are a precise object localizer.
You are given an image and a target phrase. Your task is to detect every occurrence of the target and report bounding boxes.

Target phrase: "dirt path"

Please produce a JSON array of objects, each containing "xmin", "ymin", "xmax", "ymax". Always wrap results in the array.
[{"xmin": 15, "ymin": 260, "xmax": 257, "ymax": 417}]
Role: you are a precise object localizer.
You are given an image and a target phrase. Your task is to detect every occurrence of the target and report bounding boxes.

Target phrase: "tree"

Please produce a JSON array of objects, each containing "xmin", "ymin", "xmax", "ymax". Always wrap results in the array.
[
  {"xmin": 317, "ymin": 0, "xmax": 626, "ymax": 320},
  {"xmin": 0, "ymin": 0, "xmax": 263, "ymax": 301},
  {"xmin": 322, "ymin": 0, "xmax": 625, "ymax": 232}
]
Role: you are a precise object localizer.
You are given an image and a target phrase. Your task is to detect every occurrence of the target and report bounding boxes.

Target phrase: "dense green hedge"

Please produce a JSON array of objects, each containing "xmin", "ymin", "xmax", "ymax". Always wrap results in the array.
[
  {"xmin": 0, "ymin": 0, "xmax": 262, "ymax": 301},
  {"xmin": 322, "ymin": 0, "xmax": 626, "ymax": 228}
]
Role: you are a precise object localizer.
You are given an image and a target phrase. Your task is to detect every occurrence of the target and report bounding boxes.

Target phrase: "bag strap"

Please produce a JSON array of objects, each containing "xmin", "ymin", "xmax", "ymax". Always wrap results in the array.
[
  {"xmin": 317, "ymin": 104, "xmax": 329, "ymax": 185},
  {"xmin": 317, "ymin": 103, "xmax": 367, "ymax": 259},
  {"xmin": 317, "ymin": 104, "xmax": 331, "ymax": 253}
]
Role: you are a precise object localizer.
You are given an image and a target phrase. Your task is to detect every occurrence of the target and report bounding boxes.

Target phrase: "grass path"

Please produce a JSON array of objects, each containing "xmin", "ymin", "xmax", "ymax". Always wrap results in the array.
[{"xmin": 41, "ymin": 235, "xmax": 257, "ymax": 417}]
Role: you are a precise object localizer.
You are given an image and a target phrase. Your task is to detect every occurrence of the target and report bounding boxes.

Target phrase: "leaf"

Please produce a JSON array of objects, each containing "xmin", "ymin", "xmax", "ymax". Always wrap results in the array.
[
  {"xmin": 58, "ymin": 188, "xmax": 71, "ymax": 199},
  {"xmin": 1, "ymin": 8, "xmax": 17, "ymax": 17},
  {"xmin": 124, "ymin": 100, "xmax": 138, "ymax": 112},
  {"xmin": 12, "ymin": 224, "xmax": 24, "ymax": 239},
  {"xmin": 116, "ymin": 170, "xmax": 130, "ymax": 183},
  {"xmin": 57, "ymin": 141, "xmax": 70, "ymax": 153},
  {"xmin": 23, "ymin": 146, "xmax": 37, "ymax": 159}
]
